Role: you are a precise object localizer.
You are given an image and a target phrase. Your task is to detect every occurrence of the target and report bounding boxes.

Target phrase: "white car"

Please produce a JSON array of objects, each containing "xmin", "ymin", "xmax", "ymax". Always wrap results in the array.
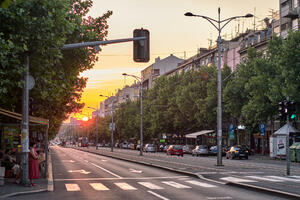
[
  {"xmin": 143, "ymin": 144, "xmax": 156, "ymax": 152},
  {"xmin": 192, "ymin": 145, "xmax": 209, "ymax": 156}
]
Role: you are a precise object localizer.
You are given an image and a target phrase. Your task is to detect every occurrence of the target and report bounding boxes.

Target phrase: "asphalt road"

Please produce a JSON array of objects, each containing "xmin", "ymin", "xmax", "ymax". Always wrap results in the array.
[{"xmin": 10, "ymin": 146, "xmax": 292, "ymax": 200}]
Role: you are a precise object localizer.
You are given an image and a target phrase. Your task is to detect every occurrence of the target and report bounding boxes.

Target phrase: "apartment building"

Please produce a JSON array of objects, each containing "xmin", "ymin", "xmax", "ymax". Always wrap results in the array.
[{"xmin": 141, "ymin": 54, "xmax": 184, "ymax": 90}]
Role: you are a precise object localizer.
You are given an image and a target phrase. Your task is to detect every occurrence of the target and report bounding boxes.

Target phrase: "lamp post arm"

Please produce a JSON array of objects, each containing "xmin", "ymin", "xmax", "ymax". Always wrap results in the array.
[
  {"xmin": 220, "ymin": 17, "xmax": 238, "ymax": 31},
  {"xmin": 197, "ymin": 15, "xmax": 219, "ymax": 31}
]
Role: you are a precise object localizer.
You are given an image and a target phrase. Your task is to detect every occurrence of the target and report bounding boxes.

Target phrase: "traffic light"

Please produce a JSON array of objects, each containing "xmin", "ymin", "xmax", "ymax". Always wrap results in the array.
[
  {"xmin": 278, "ymin": 100, "xmax": 288, "ymax": 121},
  {"xmin": 133, "ymin": 28, "xmax": 150, "ymax": 62},
  {"xmin": 287, "ymin": 101, "xmax": 297, "ymax": 120}
]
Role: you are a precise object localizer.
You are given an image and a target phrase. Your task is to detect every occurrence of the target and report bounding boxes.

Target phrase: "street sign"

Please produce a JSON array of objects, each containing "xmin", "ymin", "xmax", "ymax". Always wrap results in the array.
[
  {"xmin": 259, "ymin": 124, "xmax": 266, "ymax": 136},
  {"xmin": 109, "ymin": 123, "xmax": 115, "ymax": 131},
  {"xmin": 229, "ymin": 124, "xmax": 235, "ymax": 140},
  {"xmin": 160, "ymin": 139, "xmax": 165, "ymax": 143}
]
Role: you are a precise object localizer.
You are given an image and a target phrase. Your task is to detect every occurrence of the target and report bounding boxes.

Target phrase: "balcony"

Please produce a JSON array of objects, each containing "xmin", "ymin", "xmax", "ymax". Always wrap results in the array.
[{"xmin": 281, "ymin": 4, "xmax": 299, "ymax": 19}]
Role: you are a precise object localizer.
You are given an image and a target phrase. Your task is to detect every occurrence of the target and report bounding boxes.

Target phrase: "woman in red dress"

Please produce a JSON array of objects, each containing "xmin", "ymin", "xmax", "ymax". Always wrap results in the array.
[{"xmin": 29, "ymin": 142, "xmax": 39, "ymax": 186}]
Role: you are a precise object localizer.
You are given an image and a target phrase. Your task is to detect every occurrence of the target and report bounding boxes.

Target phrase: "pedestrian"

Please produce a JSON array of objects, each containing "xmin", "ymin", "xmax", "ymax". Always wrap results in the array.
[{"xmin": 29, "ymin": 142, "xmax": 39, "ymax": 186}]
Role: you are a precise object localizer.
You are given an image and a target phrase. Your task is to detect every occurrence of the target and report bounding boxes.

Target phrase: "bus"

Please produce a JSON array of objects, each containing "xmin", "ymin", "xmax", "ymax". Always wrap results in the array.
[{"xmin": 78, "ymin": 137, "xmax": 88, "ymax": 147}]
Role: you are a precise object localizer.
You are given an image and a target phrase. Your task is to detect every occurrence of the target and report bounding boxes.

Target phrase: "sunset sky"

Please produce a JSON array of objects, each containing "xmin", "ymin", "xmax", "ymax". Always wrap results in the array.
[{"xmin": 72, "ymin": 0, "xmax": 279, "ymax": 120}]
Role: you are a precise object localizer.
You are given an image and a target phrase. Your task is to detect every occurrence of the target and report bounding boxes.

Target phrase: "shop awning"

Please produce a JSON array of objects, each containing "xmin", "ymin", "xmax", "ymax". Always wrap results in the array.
[
  {"xmin": 274, "ymin": 123, "xmax": 299, "ymax": 135},
  {"xmin": 0, "ymin": 108, "xmax": 49, "ymax": 125},
  {"xmin": 185, "ymin": 130, "xmax": 215, "ymax": 138}
]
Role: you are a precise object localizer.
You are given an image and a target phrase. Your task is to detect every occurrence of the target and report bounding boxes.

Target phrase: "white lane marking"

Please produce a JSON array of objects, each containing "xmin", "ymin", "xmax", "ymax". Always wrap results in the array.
[
  {"xmin": 65, "ymin": 184, "xmax": 81, "ymax": 191},
  {"xmin": 54, "ymin": 175, "xmax": 188, "ymax": 181},
  {"xmin": 90, "ymin": 162, "xmax": 122, "ymax": 178},
  {"xmin": 138, "ymin": 182, "xmax": 164, "ymax": 189},
  {"xmin": 245, "ymin": 176, "xmax": 283, "ymax": 182},
  {"xmin": 291, "ymin": 176, "xmax": 300, "ymax": 179},
  {"xmin": 61, "ymin": 160, "xmax": 75, "ymax": 163},
  {"xmin": 162, "ymin": 181, "xmax": 191, "ymax": 189},
  {"xmin": 115, "ymin": 182, "xmax": 137, "ymax": 190},
  {"xmin": 207, "ymin": 197, "xmax": 232, "ymax": 200},
  {"xmin": 148, "ymin": 190, "xmax": 170, "ymax": 200},
  {"xmin": 89, "ymin": 183, "xmax": 110, "ymax": 191},
  {"xmin": 266, "ymin": 176, "xmax": 300, "ymax": 182},
  {"xmin": 84, "ymin": 160, "xmax": 89, "ymax": 163},
  {"xmin": 185, "ymin": 180, "xmax": 217, "ymax": 188},
  {"xmin": 129, "ymin": 168, "xmax": 142, "ymax": 173},
  {"xmin": 220, "ymin": 177, "xmax": 257, "ymax": 183},
  {"xmin": 101, "ymin": 159, "xmax": 107, "ymax": 162},
  {"xmin": 68, "ymin": 169, "xmax": 91, "ymax": 174}
]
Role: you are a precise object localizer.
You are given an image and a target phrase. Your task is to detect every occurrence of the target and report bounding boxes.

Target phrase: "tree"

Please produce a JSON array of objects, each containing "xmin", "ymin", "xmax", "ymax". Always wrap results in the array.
[{"xmin": 0, "ymin": 0, "xmax": 112, "ymax": 138}]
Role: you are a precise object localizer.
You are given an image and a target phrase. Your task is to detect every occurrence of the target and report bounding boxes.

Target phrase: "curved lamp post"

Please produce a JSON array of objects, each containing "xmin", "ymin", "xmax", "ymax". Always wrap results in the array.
[
  {"xmin": 122, "ymin": 73, "xmax": 143, "ymax": 156},
  {"xmin": 87, "ymin": 106, "xmax": 99, "ymax": 149},
  {"xmin": 185, "ymin": 8, "xmax": 253, "ymax": 166}
]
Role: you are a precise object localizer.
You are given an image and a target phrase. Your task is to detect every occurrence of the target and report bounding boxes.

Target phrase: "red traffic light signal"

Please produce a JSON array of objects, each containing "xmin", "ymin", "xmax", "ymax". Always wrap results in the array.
[{"xmin": 133, "ymin": 28, "xmax": 150, "ymax": 62}]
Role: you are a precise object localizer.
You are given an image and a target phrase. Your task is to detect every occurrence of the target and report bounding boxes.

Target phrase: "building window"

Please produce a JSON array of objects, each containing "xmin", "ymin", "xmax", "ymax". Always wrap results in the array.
[{"xmin": 153, "ymin": 69, "xmax": 160, "ymax": 76}]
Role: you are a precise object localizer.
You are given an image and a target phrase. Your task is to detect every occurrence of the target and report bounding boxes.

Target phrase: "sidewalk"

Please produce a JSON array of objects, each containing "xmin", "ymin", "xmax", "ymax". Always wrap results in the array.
[
  {"xmin": 73, "ymin": 146, "xmax": 300, "ymax": 199},
  {"xmin": 0, "ymin": 152, "xmax": 53, "ymax": 199}
]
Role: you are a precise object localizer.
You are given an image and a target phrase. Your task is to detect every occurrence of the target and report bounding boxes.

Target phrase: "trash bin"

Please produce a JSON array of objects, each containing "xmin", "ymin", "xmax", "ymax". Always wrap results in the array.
[
  {"xmin": 289, "ymin": 143, "xmax": 297, "ymax": 162},
  {"xmin": 295, "ymin": 143, "xmax": 300, "ymax": 163}
]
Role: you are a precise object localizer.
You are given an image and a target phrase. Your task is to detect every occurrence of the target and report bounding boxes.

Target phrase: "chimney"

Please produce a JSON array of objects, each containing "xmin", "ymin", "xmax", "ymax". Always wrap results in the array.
[{"xmin": 155, "ymin": 57, "xmax": 160, "ymax": 63}]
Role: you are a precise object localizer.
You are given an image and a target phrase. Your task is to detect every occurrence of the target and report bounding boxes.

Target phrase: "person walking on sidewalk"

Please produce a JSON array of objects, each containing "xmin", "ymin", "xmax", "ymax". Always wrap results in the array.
[{"xmin": 29, "ymin": 142, "xmax": 39, "ymax": 186}]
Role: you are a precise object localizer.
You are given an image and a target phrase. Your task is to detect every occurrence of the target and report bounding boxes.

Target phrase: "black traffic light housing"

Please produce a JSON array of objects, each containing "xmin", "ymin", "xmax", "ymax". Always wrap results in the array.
[
  {"xmin": 133, "ymin": 28, "xmax": 150, "ymax": 62},
  {"xmin": 278, "ymin": 100, "xmax": 288, "ymax": 121}
]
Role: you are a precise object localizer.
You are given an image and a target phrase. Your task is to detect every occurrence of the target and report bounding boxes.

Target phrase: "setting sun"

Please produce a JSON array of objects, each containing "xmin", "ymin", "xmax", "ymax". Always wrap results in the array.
[{"xmin": 82, "ymin": 116, "xmax": 89, "ymax": 121}]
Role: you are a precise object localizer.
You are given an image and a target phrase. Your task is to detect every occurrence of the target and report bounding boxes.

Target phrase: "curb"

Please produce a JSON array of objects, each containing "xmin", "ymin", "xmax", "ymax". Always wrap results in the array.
[
  {"xmin": 47, "ymin": 152, "xmax": 54, "ymax": 192},
  {"xmin": 0, "ymin": 189, "xmax": 47, "ymax": 199},
  {"xmin": 74, "ymin": 147, "xmax": 300, "ymax": 199}
]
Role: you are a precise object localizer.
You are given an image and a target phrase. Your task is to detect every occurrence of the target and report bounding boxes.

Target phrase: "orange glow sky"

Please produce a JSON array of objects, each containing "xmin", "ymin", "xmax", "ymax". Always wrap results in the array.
[{"xmin": 70, "ymin": 0, "xmax": 279, "ymax": 120}]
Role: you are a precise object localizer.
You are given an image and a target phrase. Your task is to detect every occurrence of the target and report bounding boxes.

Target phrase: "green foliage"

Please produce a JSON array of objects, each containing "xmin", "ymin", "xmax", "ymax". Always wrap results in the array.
[{"xmin": 0, "ymin": 0, "xmax": 112, "ymax": 138}]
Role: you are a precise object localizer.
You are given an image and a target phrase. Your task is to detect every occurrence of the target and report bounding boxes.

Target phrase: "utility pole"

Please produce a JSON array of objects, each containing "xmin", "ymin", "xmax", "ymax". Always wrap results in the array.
[{"xmin": 21, "ymin": 54, "xmax": 31, "ymax": 186}]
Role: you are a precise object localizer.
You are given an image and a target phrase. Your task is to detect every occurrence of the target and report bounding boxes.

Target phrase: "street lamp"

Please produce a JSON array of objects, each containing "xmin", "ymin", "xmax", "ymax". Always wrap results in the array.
[
  {"xmin": 122, "ymin": 73, "xmax": 143, "ymax": 156},
  {"xmin": 185, "ymin": 8, "xmax": 253, "ymax": 166},
  {"xmin": 87, "ymin": 106, "xmax": 99, "ymax": 149},
  {"xmin": 100, "ymin": 94, "xmax": 115, "ymax": 152}
]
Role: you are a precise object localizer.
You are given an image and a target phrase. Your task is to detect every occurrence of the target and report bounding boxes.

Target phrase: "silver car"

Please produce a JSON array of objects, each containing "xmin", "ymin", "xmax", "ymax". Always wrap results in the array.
[
  {"xmin": 143, "ymin": 144, "xmax": 156, "ymax": 153},
  {"xmin": 192, "ymin": 145, "xmax": 209, "ymax": 156}
]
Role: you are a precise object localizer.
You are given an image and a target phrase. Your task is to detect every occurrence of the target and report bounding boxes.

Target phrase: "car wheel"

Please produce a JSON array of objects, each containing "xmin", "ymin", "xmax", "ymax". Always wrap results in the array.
[
  {"xmin": 226, "ymin": 156, "xmax": 229, "ymax": 159},
  {"xmin": 181, "ymin": 154, "xmax": 183, "ymax": 157},
  {"xmin": 231, "ymin": 155, "xmax": 234, "ymax": 160},
  {"xmin": 245, "ymin": 156, "xmax": 248, "ymax": 160}
]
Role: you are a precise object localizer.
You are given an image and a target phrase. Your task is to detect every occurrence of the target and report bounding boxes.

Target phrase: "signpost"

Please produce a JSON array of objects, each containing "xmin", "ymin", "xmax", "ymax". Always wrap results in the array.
[
  {"xmin": 229, "ymin": 124, "xmax": 235, "ymax": 142},
  {"xmin": 260, "ymin": 124, "xmax": 266, "ymax": 155}
]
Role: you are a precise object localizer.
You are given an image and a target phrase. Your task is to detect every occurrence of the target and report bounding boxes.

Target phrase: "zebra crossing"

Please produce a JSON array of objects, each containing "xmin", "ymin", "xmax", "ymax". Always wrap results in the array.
[
  {"xmin": 64, "ymin": 180, "xmax": 217, "ymax": 192},
  {"xmin": 220, "ymin": 175, "xmax": 300, "ymax": 183},
  {"xmin": 63, "ymin": 175, "xmax": 300, "ymax": 192}
]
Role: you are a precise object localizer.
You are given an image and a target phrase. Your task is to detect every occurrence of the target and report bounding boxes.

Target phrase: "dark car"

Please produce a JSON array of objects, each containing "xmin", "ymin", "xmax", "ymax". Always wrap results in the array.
[
  {"xmin": 226, "ymin": 146, "xmax": 249, "ymax": 159},
  {"xmin": 167, "ymin": 145, "xmax": 183, "ymax": 156}
]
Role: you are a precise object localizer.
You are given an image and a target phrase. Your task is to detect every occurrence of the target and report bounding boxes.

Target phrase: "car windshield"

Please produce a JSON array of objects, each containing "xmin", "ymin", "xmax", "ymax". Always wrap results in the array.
[
  {"xmin": 148, "ymin": 144, "xmax": 154, "ymax": 147},
  {"xmin": 173, "ymin": 145, "xmax": 182, "ymax": 150}
]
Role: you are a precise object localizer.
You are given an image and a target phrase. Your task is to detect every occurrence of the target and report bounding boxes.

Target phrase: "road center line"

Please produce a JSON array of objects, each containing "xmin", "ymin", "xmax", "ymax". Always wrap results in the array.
[
  {"xmin": 90, "ymin": 162, "xmax": 122, "ymax": 178},
  {"xmin": 148, "ymin": 190, "xmax": 170, "ymax": 200}
]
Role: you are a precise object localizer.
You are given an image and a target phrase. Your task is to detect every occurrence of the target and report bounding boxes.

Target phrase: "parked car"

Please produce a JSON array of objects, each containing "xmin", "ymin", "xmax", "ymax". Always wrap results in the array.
[
  {"xmin": 129, "ymin": 143, "xmax": 136, "ymax": 150},
  {"xmin": 209, "ymin": 146, "xmax": 226, "ymax": 156},
  {"xmin": 226, "ymin": 146, "xmax": 249, "ymax": 159},
  {"xmin": 183, "ymin": 145, "xmax": 195, "ymax": 154},
  {"xmin": 121, "ymin": 142, "xmax": 129, "ymax": 149},
  {"xmin": 192, "ymin": 145, "xmax": 209, "ymax": 156},
  {"xmin": 167, "ymin": 145, "xmax": 183, "ymax": 156},
  {"xmin": 143, "ymin": 144, "xmax": 156, "ymax": 152},
  {"xmin": 163, "ymin": 145, "xmax": 170, "ymax": 152},
  {"xmin": 136, "ymin": 144, "xmax": 141, "ymax": 150}
]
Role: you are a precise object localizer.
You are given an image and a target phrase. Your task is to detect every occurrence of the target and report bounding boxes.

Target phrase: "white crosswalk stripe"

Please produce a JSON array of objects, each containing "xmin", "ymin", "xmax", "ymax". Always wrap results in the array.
[
  {"xmin": 220, "ymin": 177, "xmax": 257, "ymax": 183},
  {"xmin": 138, "ymin": 182, "xmax": 164, "ymax": 189},
  {"xmin": 89, "ymin": 183, "xmax": 110, "ymax": 191},
  {"xmin": 115, "ymin": 182, "xmax": 137, "ymax": 190},
  {"xmin": 185, "ymin": 180, "xmax": 217, "ymax": 188},
  {"xmin": 244, "ymin": 176, "xmax": 283, "ymax": 182},
  {"xmin": 162, "ymin": 181, "xmax": 192, "ymax": 189},
  {"xmin": 65, "ymin": 183, "xmax": 81, "ymax": 191},
  {"xmin": 265, "ymin": 176, "xmax": 300, "ymax": 182}
]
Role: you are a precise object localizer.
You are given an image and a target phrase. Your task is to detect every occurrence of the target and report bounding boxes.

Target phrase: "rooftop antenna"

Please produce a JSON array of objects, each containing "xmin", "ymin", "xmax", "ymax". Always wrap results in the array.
[{"xmin": 253, "ymin": 7, "xmax": 256, "ymax": 30}]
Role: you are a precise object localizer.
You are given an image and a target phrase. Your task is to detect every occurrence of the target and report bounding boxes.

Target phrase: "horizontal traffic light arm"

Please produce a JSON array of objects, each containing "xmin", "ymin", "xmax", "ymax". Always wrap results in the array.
[{"xmin": 61, "ymin": 37, "xmax": 146, "ymax": 50}]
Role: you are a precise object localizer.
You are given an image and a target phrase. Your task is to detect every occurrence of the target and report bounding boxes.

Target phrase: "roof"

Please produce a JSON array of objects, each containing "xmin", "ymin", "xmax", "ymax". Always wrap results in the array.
[
  {"xmin": 274, "ymin": 123, "xmax": 299, "ymax": 135},
  {"xmin": 185, "ymin": 130, "xmax": 215, "ymax": 138}
]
